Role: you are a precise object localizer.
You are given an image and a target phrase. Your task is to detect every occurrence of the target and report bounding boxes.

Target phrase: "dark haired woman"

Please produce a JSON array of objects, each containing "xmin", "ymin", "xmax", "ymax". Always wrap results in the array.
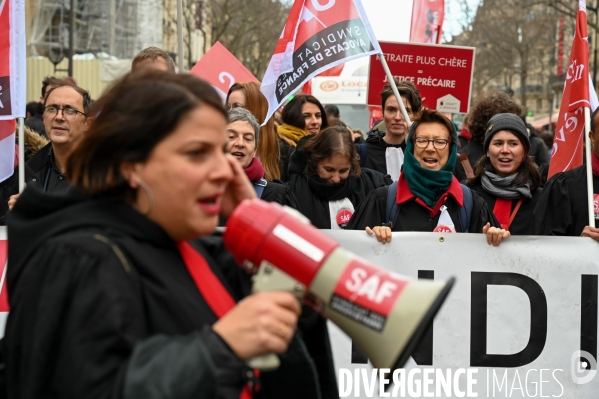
[
  {"xmin": 467, "ymin": 113, "xmax": 542, "ymax": 235},
  {"xmin": 346, "ymin": 109, "xmax": 509, "ymax": 246},
  {"xmin": 5, "ymin": 71, "xmax": 336, "ymax": 398},
  {"xmin": 278, "ymin": 95, "xmax": 329, "ymax": 180},
  {"xmin": 288, "ymin": 126, "xmax": 391, "ymax": 229}
]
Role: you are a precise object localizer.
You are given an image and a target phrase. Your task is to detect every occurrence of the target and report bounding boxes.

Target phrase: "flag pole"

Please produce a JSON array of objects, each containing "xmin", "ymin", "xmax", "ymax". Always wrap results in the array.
[
  {"xmin": 584, "ymin": 107, "xmax": 595, "ymax": 227},
  {"xmin": 176, "ymin": 0, "xmax": 184, "ymax": 72},
  {"xmin": 17, "ymin": 118, "xmax": 24, "ymax": 192},
  {"xmin": 377, "ymin": 53, "xmax": 412, "ymax": 130}
]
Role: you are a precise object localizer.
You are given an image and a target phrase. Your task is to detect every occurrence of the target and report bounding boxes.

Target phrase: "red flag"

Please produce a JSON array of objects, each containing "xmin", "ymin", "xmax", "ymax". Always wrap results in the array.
[
  {"xmin": 410, "ymin": 0, "xmax": 445, "ymax": 44},
  {"xmin": 189, "ymin": 42, "xmax": 258, "ymax": 102},
  {"xmin": 260, "ymin": 0, "xmax": 381, "ymax": 123},
  {"xmin": 548, "ymin": 1, "xmax": 590, "ymax": 179}
]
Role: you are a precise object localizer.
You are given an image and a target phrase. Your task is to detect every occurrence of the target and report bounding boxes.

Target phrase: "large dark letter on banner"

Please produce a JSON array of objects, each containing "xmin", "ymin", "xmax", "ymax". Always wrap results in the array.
[
  {"xmin": 0, "ymin": 77, "xmax": 12, "ymax": 116},
  {"xmin": 470, "ymin": 272, "xmax": 547, "ymax": 367}
]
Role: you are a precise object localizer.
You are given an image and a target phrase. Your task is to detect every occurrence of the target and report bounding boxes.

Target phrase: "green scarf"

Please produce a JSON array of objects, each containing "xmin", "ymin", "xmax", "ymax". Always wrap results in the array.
[
  {"xmin": 277, "ymin": 124, "xmax": 310, "ymax": 147},
  {"xmin": 403, "ymin": 121, "xmax": 458, "ymax": 207}
]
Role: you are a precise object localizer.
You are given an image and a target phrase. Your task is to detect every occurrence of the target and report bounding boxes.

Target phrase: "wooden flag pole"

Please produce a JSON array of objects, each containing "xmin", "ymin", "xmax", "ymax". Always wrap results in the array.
[
  {"xmin": 377, "ymin": 53, "xmax": 412, "ymax": 131},
  {"xmin": 584, "ymin": 107, "xmax": 595, "ymax": 227}
]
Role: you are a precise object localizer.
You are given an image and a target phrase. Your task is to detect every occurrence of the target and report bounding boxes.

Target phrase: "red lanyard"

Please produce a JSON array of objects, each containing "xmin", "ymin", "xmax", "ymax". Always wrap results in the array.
[
  {"xmin": 176, "ymin": 241, "xmax": 254, "ymax": 399},
  {"xmin": 493, "ymin": 198, "xmax": 524, "ymax": 230}
]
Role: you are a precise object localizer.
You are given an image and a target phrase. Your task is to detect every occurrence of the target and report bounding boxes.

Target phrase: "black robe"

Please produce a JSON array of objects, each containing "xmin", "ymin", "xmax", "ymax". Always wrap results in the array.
[
  {"xmin": 288, "ymin": 136, "xmax": 392, "ymax": 229},
  {"xmin": 257, "ymin": 179, "xmax": 299, "ymax": 209},
  {"xmin": 468, "ymin": 182, "xmax": 542, "ymax": 235},
  {"xmin": 534, "ymin": 165, "xmax": 599, "ymax": 236},
  {"xmin": 346, "ymin": 178, "xmax": 498, "ymax": 233},
  {"xmin": 5, "ymin": 187, "xmax": 336, "ymax": 399},
  {"xmin": 358, "ymin": 134, "xmax": 406, "ymax": 176}
]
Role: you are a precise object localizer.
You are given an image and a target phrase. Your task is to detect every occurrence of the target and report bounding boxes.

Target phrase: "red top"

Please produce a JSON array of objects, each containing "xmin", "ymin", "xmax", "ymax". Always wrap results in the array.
[{"xmin": 396, "ymin": 173, "xmax": 464, "ymax": 217}]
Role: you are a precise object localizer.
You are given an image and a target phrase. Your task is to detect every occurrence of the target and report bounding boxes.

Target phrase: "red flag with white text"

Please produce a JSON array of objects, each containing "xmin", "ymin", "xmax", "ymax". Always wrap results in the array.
[
  {"xmin": 260, "ymin": 0, "xmax": 381, "ymax": 123},
  {"xmin": 548, "ymin": 1, "xmax": 590, "ymax": 179},
  {"xmin": 410, "ymin": 0, "xmax": 445, "ymax": 44},
  {"xmin": 0, "ymin": 0, "xmax": 26, "ymax": 182}
]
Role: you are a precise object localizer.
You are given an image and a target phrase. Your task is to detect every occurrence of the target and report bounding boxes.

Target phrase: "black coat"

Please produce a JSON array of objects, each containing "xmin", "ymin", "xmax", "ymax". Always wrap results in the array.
[
  {"xmin": 346, "ymin": 176, "xmax": 499, "ymax": 233},
  {"xmin": 23, "ymin": 143, "xmax": 70, "ymax": 193},
  {"xmin": 257, "ymin": 179, "xmax": 299, "ymax": 208},
  {"xmin": 5, "ymin": 187, "xmax": 336, "ymax": 399},
  {"xmin": 288, "ymin": 137, "xmax": 392, "ymax": 229},
  {"xmin": 534, "ymin": 165, "xmax": 599, "ymax": 236},
  {"xmin": 468, "ymin": 182, "xmax": 542, "ymax": 235},
  {"xmin": 454, "ymin": 140, "xmax": 485, "ymax": 183}
]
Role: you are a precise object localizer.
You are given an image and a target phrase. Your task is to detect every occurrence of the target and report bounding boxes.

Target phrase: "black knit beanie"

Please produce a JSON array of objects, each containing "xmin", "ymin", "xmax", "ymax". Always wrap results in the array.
[{"xmin": 484, "ymin": 113, "xmax": 530, "ymax": 152}]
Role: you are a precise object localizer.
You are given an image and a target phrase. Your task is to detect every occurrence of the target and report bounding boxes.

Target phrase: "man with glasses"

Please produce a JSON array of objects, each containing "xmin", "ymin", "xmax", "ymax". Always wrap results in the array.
[
  {"xmin": 358, "ymin": 80, "xmax": 423, "ymax": 181},
  {"xmin": 7, "ymin": 82, "xmax": 91, "ymax": 210}
]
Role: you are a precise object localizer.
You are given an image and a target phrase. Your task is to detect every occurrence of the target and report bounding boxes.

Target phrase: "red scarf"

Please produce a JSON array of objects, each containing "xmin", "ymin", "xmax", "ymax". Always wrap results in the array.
[
  {"xmin": 592, "ymin": 151, "xmax": 599, "ymax": 177},
  {"xmin": 177, "ymin": 241, "xmax": 255, "ymax": 399},
  {"xmin": 493, "ymin": 198, "xmax": 523, "ymax": 230},
  {"xmin": 244, "ymin": 157, "xmax": 265, "ymax": 182}
]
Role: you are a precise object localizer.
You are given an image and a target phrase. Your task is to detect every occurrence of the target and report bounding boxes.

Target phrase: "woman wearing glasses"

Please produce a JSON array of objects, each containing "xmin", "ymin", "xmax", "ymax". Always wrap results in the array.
[
  {"xmin": 346, "ymin": 109, "xmax": 509, "ymax": 246},
  {"xmin": 467, "ymin": 113, "xmax": 542, "ymax": 235}
]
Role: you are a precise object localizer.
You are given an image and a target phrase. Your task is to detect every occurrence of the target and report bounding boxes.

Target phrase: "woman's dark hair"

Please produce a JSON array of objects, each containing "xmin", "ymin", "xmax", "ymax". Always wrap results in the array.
[
  {"xmin": 468, "ymin": 92, "xmax": 523, "ymax": 145},
  {"xmin": 468, "ymin": 141, "xmax": 542, "ymax": 191},
  {"xmin": 66, "ymin": 70, "xmax": 227, "ymax": 201},
  {"xmin": 301, "ymin": 126, "xmax": 360, "ymax": 178},
  {"xmin": 281, "ymin": 94, "xmax": 329, "ymax": 131},
  {"xmin": 411, "ymin": 108, "xmax": 456, "ymax": 147}
]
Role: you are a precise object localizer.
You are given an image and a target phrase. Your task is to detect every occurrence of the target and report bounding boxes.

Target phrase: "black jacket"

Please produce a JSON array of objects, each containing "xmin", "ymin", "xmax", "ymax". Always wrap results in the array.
[
  {"xmin": 288, "ymin": 137, "xmax": 392, "ymax": 229},
  {"xmin": 278, "ymin": 137, "xmax": 294, "ymax": 182},
  {"xmin": 346, "ymin": 176, "xmax": 499, "ymax": 233},
  {"xmin": 468, "ymin": 182, "xmax": 542, "ymax": 235},
  {"xmin": 534, "ymin": 165, "xmax": 599, "ymax": 236},
  {"xmin": 256, "ymin": 179, "xmax": 299, "ymax": 208},
  {"xmin": 454, "ymin": 140, "xmax": 485, "ymax": 183},
  {"xmin": 23, "ymin": 143, "xmax": 70, "ymax": 193},
  {"xmin": 5, "ymin": 187, "xmax": 335, "ymax": 399},
  {"xmin": 357, "ymin": 133, "xmax": 406, "ymax": 177}
]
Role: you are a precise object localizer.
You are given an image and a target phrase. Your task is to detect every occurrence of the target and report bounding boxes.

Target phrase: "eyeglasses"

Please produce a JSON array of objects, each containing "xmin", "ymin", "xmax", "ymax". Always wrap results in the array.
[
  {"xmin": 414, "ymin": 138, "xmax": 450, "ymax": 150},
  {"xmin": 44, "ymin": 106, "xmax": 87, "ymax": 118},
  {"xmin": 226, "ymin": 102, "xmax": 245, "ymax": 110}
]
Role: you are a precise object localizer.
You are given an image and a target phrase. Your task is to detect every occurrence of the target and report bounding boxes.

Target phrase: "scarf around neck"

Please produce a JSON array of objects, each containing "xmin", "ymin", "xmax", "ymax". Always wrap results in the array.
[
  {"xmin": 481, "ymin": 171, "xmax": 532, "ymax": 200},
  {"xmin": 403, "ymin": 122, "xmax": 458, "ymax": 207},
  {"xmin": 307, "ymin": 174, "xmax": 360, "ymax": 201},
  {"xmin": 278, "ymin": 124, "xmax": 310, "ymax": 146},
  {"xmin": 244, "ymin": 157, "xmax": 265, "ymax": 182}
]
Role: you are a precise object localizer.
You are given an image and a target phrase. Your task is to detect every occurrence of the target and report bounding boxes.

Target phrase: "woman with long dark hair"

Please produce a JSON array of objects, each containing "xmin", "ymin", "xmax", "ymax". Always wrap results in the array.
[
  {"xmin": 5, "ymin": 71, "xmax": 336, "ymax": 399},
  {"xmin": 467, "ymin": 113, "xmax": 542, "ymax": 235},
  {"xmin": 288, "ymin": 126, "xmax": 391, "ymax": 229}
]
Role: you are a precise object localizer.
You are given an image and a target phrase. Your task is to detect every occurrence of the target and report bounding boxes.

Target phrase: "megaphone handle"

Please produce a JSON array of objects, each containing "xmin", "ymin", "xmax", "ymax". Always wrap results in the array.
[{"xmin": 245, "ymin": 261, "xmax": 306, "ymax": 371}]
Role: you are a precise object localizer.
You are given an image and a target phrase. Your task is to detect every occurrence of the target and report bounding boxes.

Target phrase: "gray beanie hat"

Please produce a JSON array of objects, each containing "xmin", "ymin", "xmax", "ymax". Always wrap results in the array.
[{"xmin": 484, "ymin": 113, "xmax": 530, "ymax": 152}]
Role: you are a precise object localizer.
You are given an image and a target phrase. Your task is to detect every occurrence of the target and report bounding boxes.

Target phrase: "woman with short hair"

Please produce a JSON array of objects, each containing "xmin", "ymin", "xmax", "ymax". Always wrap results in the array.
[{"xmin": 347, "ymin": 109, "xmax": 508, "ymax": 246}]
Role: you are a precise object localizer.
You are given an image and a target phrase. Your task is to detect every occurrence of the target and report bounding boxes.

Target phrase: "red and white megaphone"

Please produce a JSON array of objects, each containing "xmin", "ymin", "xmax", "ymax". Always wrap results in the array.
[{"xmin": 224, "ymin": 199, "xmax": 454, "ymax": 373}]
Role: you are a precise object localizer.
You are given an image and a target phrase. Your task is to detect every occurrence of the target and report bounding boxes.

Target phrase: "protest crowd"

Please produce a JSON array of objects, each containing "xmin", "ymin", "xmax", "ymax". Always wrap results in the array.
[{"xmin": 0, "ymin": 1, "xmax": 598, "ymax": 398}]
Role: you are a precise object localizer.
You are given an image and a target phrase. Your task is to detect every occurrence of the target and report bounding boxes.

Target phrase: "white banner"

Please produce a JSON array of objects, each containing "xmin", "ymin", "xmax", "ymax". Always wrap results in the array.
[
  {"xmin": 324, "ymin": 231, "xmax": 599, "ymax": 398},
  {"xmin": 312, "ymin": 76, "xmax": 367, "ymax": 104}
]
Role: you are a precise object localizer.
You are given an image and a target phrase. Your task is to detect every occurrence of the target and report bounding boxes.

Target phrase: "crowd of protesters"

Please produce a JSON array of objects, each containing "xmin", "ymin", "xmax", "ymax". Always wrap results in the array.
[{"xmin": 0, "ymin": 45, "xmax": 598, "ymax": 398}]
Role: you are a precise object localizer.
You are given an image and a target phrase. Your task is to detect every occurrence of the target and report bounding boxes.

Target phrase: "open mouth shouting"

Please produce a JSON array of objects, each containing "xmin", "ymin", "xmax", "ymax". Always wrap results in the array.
[{"xmin": 197, "ymin": 193, "xmax": 223, "ymax": 215}]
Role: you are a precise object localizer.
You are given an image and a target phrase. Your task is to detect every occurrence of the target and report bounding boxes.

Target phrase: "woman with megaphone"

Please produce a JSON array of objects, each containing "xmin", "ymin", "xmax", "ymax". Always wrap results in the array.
[
  {"xmin": 346, "ymin": 108, "xmax": 510, "ymax": 246},
  {"xmin": 4, "ymin": 71, "xmax": 337, "ymax": 399}
]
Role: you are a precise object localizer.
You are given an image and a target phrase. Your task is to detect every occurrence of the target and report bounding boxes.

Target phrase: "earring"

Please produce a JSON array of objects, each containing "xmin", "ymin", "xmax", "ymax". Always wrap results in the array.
[{"xmin": 135, "ymin": 179, "xmax": 154, "ymax": 216}]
